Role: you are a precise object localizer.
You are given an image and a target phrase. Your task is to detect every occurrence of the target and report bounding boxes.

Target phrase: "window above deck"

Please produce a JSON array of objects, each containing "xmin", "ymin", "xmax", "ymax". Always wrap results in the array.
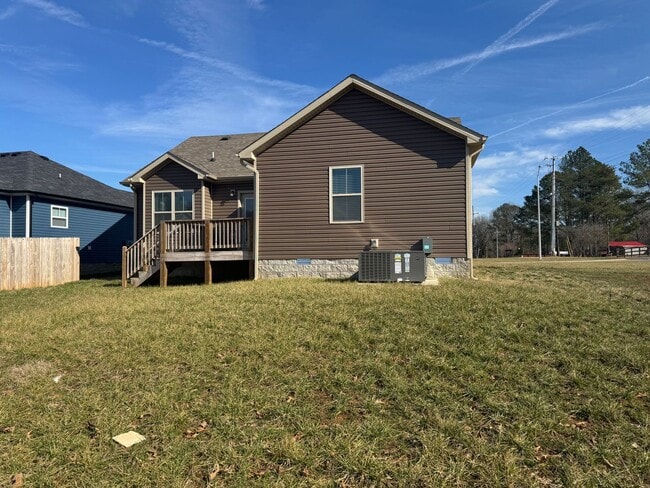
[{"xmin": 153, "ymin": 190, "xmax": 193, "ymax": 226}]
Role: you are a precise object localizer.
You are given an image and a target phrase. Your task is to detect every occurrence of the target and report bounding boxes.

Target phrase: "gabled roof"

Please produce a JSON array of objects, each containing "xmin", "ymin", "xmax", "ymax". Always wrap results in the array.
[
  {"xmin": 0, "ymin": 151, "xmax": 133, "ymax": 209},
  {"xmin": 121, "ymin": 133, "xmax": 264, "ymax": 185},
  {"xmin": 238, "ymin": 74, "xmax": 487, "ymax": 164}
]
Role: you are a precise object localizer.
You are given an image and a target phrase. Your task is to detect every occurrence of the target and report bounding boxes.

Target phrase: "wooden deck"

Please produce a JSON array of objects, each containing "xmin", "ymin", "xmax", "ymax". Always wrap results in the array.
[{"xmin": 122, "ymin": 218, "xmax": 252, "ymax": 287}]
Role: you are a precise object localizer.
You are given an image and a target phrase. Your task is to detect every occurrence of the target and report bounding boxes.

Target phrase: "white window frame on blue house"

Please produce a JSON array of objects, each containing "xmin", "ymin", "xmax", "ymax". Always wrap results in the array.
[
  {"xmin": 329, "ymin": 165, "xmax": 364, "ymax": 223},
  {"xmin": 51, "ymin": 205, "xmax": 69, "ymax": 229}
]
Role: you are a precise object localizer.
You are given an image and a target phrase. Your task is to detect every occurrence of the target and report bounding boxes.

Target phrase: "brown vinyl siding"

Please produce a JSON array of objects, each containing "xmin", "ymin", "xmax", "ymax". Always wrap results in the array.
[
  {"xmin": 256, "ymin": 88, "xmax": 467, "ymax": 260},
  {"xmin": 143, "ymin": 161, "xmax": 202, "ymax": 231},
  {"xmin": 211, "ymin": 181, "xmax": 253, "ymax": 219}
]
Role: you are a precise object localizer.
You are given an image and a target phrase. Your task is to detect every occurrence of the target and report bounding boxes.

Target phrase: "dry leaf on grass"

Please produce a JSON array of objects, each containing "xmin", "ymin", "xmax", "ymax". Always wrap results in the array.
[
  {"xmin": 11, "ymin": 473, "xmax": 24, "ymax": 486},
  {"xmin": 184, "ymin": 420, "xmax": 209, "ymax": 439}
]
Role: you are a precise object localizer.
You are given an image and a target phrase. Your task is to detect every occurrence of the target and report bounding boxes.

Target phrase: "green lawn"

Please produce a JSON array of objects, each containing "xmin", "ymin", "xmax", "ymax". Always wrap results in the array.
[{"xmin": 1, "ymin": 259, "xmax": 648, "ymax": 487}]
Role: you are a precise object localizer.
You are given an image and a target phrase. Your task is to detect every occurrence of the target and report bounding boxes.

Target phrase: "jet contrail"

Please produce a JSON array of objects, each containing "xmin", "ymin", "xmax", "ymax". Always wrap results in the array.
[
  {"xmin": 491, "ymin": 75, "xmax": 650, "ymax": 138},
  {"xmin": 461, "ymin": 0, "xmax": 560, "ymax": 75}
]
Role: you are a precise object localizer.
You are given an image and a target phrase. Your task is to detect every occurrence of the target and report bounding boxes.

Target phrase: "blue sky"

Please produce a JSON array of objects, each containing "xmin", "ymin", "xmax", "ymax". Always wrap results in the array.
[{"xmin": 1, "ymin": 0, "xmax": 649, "ymax": 215}]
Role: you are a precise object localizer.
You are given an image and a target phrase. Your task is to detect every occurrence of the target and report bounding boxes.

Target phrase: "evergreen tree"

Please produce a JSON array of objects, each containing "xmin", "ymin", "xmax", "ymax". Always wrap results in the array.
[
  {"xmin": 620, "ymin": 139, "xmax": 650, "ymax": 243},
  {"xmin": 620, "ymin": 139, "xmax": 650, "ymax": 196},
  {"xmin": 516, "ymin": 173, "xmax": 552, "ymax": 254},
  {"xmin": 558, "ymin": 147, "xmax": 625, "ymax": 227}
]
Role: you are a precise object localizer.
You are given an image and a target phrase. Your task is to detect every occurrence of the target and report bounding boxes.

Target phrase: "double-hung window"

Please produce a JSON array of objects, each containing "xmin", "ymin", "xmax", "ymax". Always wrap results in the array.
[
  {"xmin": 330, "ymin": 166, "xmax": 363, "ymax": 223},
  {"xmin": 51, "ymin": 205, "xmax": 68, "ymax": 228},
  {"xmin": 153, "ymin": 190, "xmax": 193, "ymax": 226}
]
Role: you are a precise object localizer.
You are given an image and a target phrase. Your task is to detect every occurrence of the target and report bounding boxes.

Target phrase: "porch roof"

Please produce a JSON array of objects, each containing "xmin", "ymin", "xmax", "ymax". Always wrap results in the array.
[{"xmin": 122, "ymin": 132, "xmax": 264, "ymax": 185}]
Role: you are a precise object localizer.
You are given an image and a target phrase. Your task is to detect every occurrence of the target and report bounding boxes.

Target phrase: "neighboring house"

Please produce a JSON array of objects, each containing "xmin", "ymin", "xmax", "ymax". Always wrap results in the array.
[
  {"xmin": 608, "ymin": 241, "xmax": 648, "ymax": 256},
  {"xmin": 121, "ymin": 75, "xmax": 487, "ymax": 286},
  {"xmin": 0, "ymin": 151, "xmax": 133, "ymax": 271}
]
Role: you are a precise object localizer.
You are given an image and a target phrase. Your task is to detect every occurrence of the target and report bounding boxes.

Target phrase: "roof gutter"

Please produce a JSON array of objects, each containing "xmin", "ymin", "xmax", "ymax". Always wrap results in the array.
[
  {"xmin": 239, "ymin": 153, "xmax": 259, "ymax": 280},
  {"xmin": 468, "ymin": 137, "xmax": 488, "ymax": 167}
]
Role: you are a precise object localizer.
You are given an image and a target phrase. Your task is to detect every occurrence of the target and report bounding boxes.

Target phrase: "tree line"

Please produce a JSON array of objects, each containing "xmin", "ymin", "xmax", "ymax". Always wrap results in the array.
[{"xmin": 474, "ymin": 138, "xmax": 650, "ymax": 257}]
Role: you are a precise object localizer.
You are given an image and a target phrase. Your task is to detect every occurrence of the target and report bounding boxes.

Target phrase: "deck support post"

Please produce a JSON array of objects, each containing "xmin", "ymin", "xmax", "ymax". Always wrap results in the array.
[
  {"xmin": 121, "ymin": 245, "xmax": 127, "ymax": 288},
  {"xmin": 204, "ymin": 219, "xmax": 212, "ymax": 284},
  {"xmin": 159, "ymin": 221, "xmax": 168, "ymax": 287}
]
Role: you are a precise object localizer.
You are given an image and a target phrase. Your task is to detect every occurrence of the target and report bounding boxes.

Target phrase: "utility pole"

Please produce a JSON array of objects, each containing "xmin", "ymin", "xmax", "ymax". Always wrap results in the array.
[
  {"xmin": 546, "ymin": 156, "xmax": 557, "ymax": 256},
  {"xmin": 495, "ymin": 227, "xmax": 499, "ymax": 258},
  {"xmin": 537, "ymin": 165, "xmax": 542, "ymax": 260}
]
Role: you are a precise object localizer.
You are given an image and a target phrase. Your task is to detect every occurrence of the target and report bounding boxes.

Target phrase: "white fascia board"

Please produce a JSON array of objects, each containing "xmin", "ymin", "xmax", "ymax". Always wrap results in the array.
[{"xmin": 120, "ymin": 153, "xmax": 207, "ymax": 186}]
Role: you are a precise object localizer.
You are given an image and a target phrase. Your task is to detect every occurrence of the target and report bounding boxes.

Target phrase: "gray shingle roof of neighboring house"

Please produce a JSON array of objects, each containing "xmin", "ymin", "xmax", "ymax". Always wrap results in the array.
[
  {"xmin": 0, "ymin": 151, "xmax": 133, "ymax": 208},
  {"xmin": 169, "ymin": 133, "xmax": 265, "ymax": 179}
]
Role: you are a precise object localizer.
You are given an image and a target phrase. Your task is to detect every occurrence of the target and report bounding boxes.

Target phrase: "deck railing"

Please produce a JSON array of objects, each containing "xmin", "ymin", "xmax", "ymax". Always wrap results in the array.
[
  {"xmin": 122, "ymin": 225, "xmax": 160, "ymax": 286},
  {"xmin": 165, "ymin": 220, "xmax": 205, "ymax": 252},
  {"xmin": 122, "ymin": 218, "xmax": 252, "ymax": 286},
  {"xmin": 212, "ymin": 218, "xmax": 251, "ymax": 251},
  {"xmin": 162, "ymin": 218, "xmax": 251, "ymax": 252}
]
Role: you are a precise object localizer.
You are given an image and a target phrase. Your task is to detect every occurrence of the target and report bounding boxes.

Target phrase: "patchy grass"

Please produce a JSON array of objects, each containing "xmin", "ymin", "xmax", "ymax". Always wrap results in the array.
[{"xmin": 0, "ymin": 259, "xmax": 648, "ymax": 487}]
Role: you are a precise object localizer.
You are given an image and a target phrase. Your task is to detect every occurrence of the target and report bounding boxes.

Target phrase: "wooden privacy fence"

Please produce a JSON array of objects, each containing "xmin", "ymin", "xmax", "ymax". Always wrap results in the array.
[{"xmin": 0, "ymin": 238, "xmax": 80, "ymax": 291}]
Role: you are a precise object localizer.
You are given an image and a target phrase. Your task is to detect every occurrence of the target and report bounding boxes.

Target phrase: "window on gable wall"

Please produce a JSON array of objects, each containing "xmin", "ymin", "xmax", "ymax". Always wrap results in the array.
[
  {"xmin": 153, "ymin": 190, "xmax": 193, "ymax": 226},
  {"xmin": 51, "ymin": 205, "xmax": 68, "ymax": 228},
  {"xmin": 330, "ymin": 166, "xmax": 363, "ymax": 223}
]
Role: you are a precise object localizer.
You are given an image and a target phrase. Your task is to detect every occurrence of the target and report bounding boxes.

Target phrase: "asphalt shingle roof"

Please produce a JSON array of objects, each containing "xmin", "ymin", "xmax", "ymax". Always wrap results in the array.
[
  {"xmin": 0, "ymin": 151, "xmax": 133, "ymax": 208},
  {"xmin": 169, "ymin": 133, "xmax": 265, "ymax": 179}
]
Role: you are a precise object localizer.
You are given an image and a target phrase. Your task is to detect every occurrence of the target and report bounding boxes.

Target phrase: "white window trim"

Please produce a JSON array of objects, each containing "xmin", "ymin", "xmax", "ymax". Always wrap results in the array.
[
  {"xmin": 329, "ymin": 165, "xmax": 364, "ymax": 223},
  {"xmin": 151, "ymin": 189, "xmax": 194, "ymax": 227},
  {"xmin": 51, "ymin": 205, "xmax": 69, "ymax": 229}
]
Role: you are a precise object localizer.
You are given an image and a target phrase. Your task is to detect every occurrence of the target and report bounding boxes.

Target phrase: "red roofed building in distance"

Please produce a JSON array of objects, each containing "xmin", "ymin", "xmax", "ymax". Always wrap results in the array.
[{"xmin": 608, "ymin": 241, "xmax": 648, "ymax": 256}]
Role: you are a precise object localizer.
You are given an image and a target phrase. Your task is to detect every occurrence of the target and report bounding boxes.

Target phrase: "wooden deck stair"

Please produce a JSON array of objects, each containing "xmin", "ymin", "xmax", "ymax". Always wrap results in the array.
[
  {"xmin": 130, "ymin": 260, "xmax": 160, "ymax": 287},
  {"xmin": 122, "ymin": 218, "xmax": 252, "ymax": 287}
]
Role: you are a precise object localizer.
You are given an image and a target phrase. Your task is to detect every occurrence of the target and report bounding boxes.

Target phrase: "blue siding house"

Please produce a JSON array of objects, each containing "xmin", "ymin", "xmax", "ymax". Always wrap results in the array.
[{"xmin": 0, "ymin": 151, "xmax": 133, "ymax": 271}]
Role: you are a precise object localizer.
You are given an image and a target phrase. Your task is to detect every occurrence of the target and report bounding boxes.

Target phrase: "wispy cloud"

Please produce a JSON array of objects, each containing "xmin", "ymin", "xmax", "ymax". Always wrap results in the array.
[
  {"xmin": 377, "ymin": 24, "xmax": 599, "ymax": 84},
  {"xmin": 461, "ymin": 0, "xmax": 559, "ymax": 75},
  {"xmin": 0, "ymin": 5, "xmax": 18, "ymax": 20},
  {"xmin": 138, "ymin": 37, "xmax": 315, "ymax": 93},
  {"xmin": 473, "ymin": 178, "xmax": 501, "ymax": 198},
  {"xmin": 0, "ymin": 43, "xmax": 82, "ymax": 73},
  {"xmin": 19, "ymin": 0, "xmax": 86, "ymax": 27},
  {"xmin": 492, "ymin": 76, "xmax": 650, "ymax": 138},
  {"xmin": 544, "ymin": 105, "xmax": 650, "ymax": 138},
  {"xmin": 246, "ymin": 0, "xmax": 265, "ymax": 10},
  {"xmin": 477, "ymin": 147, "xmax": 554, "ymax": 169}
]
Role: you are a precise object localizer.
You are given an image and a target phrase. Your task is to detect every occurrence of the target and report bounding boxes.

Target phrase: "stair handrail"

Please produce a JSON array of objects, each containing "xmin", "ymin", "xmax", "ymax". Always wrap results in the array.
[{"xmin": 121, "ymin": 225, "xmax": 160, "ymax": 287}]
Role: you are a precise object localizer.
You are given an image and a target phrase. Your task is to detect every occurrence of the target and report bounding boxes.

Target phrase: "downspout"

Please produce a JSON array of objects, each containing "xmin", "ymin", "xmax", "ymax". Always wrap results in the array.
[
  {"xmin": 142, "ymin": 180, "xmax": 147, "ymax": 236},
  {"xmin": 9, "ymin": 195, "xmax": 13, "ymax": 237},
  {"xmin": 240, "ymin": 154, "xmax": 259, "ymax": 280},
  {"xmin": 466, "ymin": 140, "xmax": 487, "ymax": 280},
  {"xmin": 25, "ymin": 194, "xmax": 31, "ymax": 238},
  {"xmin": 131, "ymin": 186, "xmax": 137, "ymax": 241}
]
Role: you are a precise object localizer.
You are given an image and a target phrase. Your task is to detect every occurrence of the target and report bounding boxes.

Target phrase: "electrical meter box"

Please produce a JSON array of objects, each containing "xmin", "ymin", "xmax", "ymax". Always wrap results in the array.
[
  {"xmin": 421, "ymin": 237, "xmax": 433, "ymax": 254},
  {"xmin": 358, "ymin": 251, "xmax": 427, "ymax": 282}
]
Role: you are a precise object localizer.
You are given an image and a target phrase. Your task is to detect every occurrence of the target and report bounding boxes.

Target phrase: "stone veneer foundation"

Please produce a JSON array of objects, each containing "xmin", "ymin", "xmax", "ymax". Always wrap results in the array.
[{"xmin": 257, "ymin": 257, "xmax": 471, "ymax": 280}]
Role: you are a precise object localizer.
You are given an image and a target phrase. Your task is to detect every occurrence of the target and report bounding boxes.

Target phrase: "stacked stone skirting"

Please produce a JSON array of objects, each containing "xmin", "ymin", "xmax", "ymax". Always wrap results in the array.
[
  {"xmin": 257, "ymin": 257, "xmax": 471, "ymax": 280},
  {"xmin": 426, "ymin": 258, "xmax": 471, "ymax": 279},
  {"xmin": 258, "ymin": 259, "xmax": 359, "ymax": 279}
]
